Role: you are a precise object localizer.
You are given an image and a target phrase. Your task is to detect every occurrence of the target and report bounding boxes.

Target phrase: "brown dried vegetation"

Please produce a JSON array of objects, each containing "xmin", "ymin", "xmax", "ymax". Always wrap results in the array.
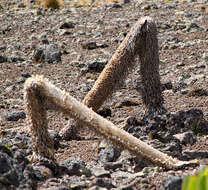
[
  {"xmin": 24, "ymin": 75, "xmax": 198, "ymax": 169},
  {"xmin": 24, "ymin": 17, "xmax": 198, "ymax": 169}
]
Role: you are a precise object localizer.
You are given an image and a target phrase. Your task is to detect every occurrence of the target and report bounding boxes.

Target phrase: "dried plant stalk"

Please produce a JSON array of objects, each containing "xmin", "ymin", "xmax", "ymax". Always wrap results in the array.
[
  {"xmin": 82, "ymin": 16, "xmax": 165, "ymax": 116},
  {"xmin": 24, "ymin": 80, "xmax": 55, "ymax": 160},
  {"xmin": 24, "ymin": 75, "xmax": 198, "ymax": 169},
  {"xmin": 138, "ymin": 18, "xmax": 166, "ymax": 117},
  {"xmin": 60, "ymin": 16, "xmax": 165, "ymax": 138}
]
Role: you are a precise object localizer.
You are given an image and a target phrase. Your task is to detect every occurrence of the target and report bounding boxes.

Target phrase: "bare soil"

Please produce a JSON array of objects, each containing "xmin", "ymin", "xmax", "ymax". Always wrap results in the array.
[{"xmin": 0, "ymin": 0, "xmax": 208, "ymax": 189}]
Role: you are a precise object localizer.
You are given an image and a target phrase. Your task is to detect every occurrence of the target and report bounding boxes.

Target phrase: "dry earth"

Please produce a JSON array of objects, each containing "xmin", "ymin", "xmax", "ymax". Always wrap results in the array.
[{"xmin": 0, "ymin": 0, "xmax": 208, "ymax": 189}]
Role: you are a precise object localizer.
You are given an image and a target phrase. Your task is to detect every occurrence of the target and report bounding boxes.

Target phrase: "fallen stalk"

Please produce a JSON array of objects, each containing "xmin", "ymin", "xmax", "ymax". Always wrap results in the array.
[{"xmin": 24, "ymin": 75, "xmax": 198, "ymax": 169}]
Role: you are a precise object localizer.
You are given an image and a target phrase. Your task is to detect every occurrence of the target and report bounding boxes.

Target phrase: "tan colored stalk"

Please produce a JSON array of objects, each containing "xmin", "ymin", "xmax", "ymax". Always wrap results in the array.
[
  {"xmin": 82, "ymin": 16, "xmax": 165, "ymax": 115},
  {"xmin": 24, "ymin": 78, "xmax": 54, "ymax": 160},
  {"xmin": 24, "ymin": 75, "xmax": 198, "ymax": 169},
  {"xmin": 60, "ymin": 16, "xmax": 165, "ymax": 138},
  {"xmin": 82, "ymin": 17, "xmax": 148, "ymax": 111}
]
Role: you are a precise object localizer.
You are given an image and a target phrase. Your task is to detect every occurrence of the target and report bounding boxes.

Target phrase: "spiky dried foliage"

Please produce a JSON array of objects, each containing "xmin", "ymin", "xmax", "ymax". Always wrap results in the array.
[
  {"xmin": 24, "ymin": 75, "xmax": 198, "ymax": 169},
  {"xmin": 24, "ymin": 78, "xmax": 55, "ymax": 160},
  {"xmin": 82, "ymin": 17, "xmax": 148, "ymax": 111},
  {"xmin": 60, "ymin": 17, "xmax": 165, "ymax": 139},
  {"xmin": 82, "ymin": 17, "xmax": 165, "ymax": 116},
  {"xmin": 138, "ymin": 18, "xmax": 166, "ymax": 117},
  {"xmin": 40, "ymin": 0, "xmax": 64, "ymax": 9}
]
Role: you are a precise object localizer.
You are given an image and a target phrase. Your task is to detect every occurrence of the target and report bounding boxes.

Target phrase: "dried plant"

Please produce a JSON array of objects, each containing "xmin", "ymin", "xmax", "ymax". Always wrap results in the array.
[
  {"xmin": 24, "ymin": 75, "xmax": 198, "ymax": 169},
  {"xmin": 40, "ymin": 0, "xmax": 64, "ymax": 9},
  {"xmin": 60, "ymin": 17, "xmax": 166, "ymax": 138},
  {"xmin": 82, "ymin": 17, "xmax": 165, "ymax": 116}
]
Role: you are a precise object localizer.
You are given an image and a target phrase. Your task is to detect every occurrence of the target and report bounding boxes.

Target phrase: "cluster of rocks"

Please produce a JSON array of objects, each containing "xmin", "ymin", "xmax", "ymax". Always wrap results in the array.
[
  {"xmin": 0, "ymin": 136, "xmax": 177, "ymax": 189},
  {"xmin": 0, "ymin": 143, "xmax": 38, "ymax": 190},
  {"xmin": 1, "ymin": 105, "xmax": 208, "ymax": 189},
  {"xmin": 123, "ymin": 108, "xmax": 207, "ymax": 159},
  {"xmin": 0, "ymin": 130, "xmax": 153, "ymax": 189}
]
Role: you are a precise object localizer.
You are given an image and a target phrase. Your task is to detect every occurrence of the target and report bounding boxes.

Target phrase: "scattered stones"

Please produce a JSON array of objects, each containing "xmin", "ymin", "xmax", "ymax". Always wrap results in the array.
[
  {"xmin": 116, "ymin": 98, "xmax": 140, "ymax": 108},
  {"xmin": 142, "ymin": 4, "xmax": 151, "ymax": 10},
  {"xmin": 0, "ymin": 45, "xmax": 6, "ymax": 50},
  {"xmin": 183, "ymin": 150, "xmax": 208, "ymax": 160},
  {"xmin": 172, "ymin": 81, "xmax": 187, "ymax": 92},
  {"xmin": 120, "ymin": 0, "xmax": 130, "ymax": 4},
  {"xmin": 45, "ymin": 186, "xmax": 70, "ymax": 190},
  {"xmin": 173, "ymin": 131, "xmax": 196, "ymax": 145},
  {"xmin": 123, "ymin": 108, "xmax": 207, "ymax": 158},
  {"xmin": 162, "ymin": 80, "xmax": 173, "ymax": 91},
  {"xmin": 126, "ymin": 116, "xmax": 140, "ymax": 126},
  {"xmin": 176, "ymin": 62, "xmax": 185, "ymax": 67},
  {"xmin": 184, "ymin": 74, "xmax": 205, "ymax": 85},
  {"xmin": 161, "ymin": 140, "xmax": 182, "ymax": 157},
  {"xmin": 161, "ymin": 176, "xmax": 183, "ymax": 190},
  {"xmin": 43, "ymin": 44, "xmax": 62, "ymax": 64},
  {"xmin": 1, "ymin": 0, "xmax": 208, "ymax": 189},
  {"xmin": 113, "ymin": 185, "xmax": 134, "ymax": 190},
  {"xmin": 187, "ymin": 22, "xmax": 203, "ymax": 32},
  {"xmin": 104, "ymin": 161, "xmax": 123, "ymax": 171},
  {"xmin": 111, "ymin": 170, "xmax": 132, "ymax": 178},
  {"xmin": 5, "ymin": 110, "xmax": 26, "ymax": 121},
  {"xmin": 33, "ymin": 44, "xmax": 62, "ymax": 64},
  {"xmin": 0, "ymin": 131, "xmax": 32, "ymax": 155},
  {"xmin": 59, "ymin": 157, "xmax": 86, "ymax": 176},
  {"xmin": 93, "ymin": 178, "xmax": 115, "ymax": 189},
  {"xmin": 91, "ymin": 167, "xmax": 111, "ymax": 178},
  {"xmin": 22, "ymin": 72, "xmax": 32, "ymax": 78},
  {"xmin": 0, "ymin": 55, "xmax": 7, "ymax": 63},
  {"xmin": 89, "ymin": 186, "xmax": 107, "ymax": 190},
  {"xmin": 107, "ymin": 2, "xmax": 122, "ymax": 8},
  {"xmin": 195, "ymin": 62, "xmax": 206, "ymax": 69},
  {"xmin": 97, "ymin": 107, "xmax": 112, "ymax": 118},
  {"xmin": 98, "ymin": 144, "xmax": 121, "ymax": 163},
  {"xmin": 183, "ymin": 108, "xmax": 204, "ymax": 132},
  {"xmin": 60, "ymin": 21, "xmax": 75, "ymax": 29},
  {"xmin": 58, "ymin": 29, "xmax": 72, "ymax": 35},
  {"xmin": 82, "ymin": 41, "xmax": 98, "ymax": 50},
  {"xmin": 187, "ymin": 86, "xmax": 208, "ymax": 97},
  {"xmin": 8, "ymin": 55, "xmax": 25, "ymax": 63},
  {"xmin": 33, "ymin": 164, "xmax": 54, "ymax": 180},
  {"xmin": 99, "ymin": 42, "xmax": 109, "ymax": 48},
  {"xmin": 41, "ymin": 37, "xmax": 50, "ymax": 44},
  {"xmin": 0, "ymin": 143, "xmax": 38, "ymax": 189},
  {"xmin": 16, "ymin": 72, "xmax": 32, "ymax": 84},
  {"xmin": 0, "ymin": 25, "xmax": 11, "ymax": 34},
  {"xmin": 5, "ymin": 85, "xmax": 16, "ymax": 93},
  {"xmin": 86, "ymin": 59, "xmax": 108, "ymax": 73},
  {"xmin": 70, "ymin": 181, "xmax": 89, "ymax": 189},
  {"xmin": 203, "ymin": 53, "xmax": 208, "ymax": 61}
]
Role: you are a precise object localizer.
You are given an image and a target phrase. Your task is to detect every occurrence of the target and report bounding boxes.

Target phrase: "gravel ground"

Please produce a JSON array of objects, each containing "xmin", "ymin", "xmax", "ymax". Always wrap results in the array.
[{"xmin": 0, "ymin": 0, "xmax": 208, "ymax": 189}]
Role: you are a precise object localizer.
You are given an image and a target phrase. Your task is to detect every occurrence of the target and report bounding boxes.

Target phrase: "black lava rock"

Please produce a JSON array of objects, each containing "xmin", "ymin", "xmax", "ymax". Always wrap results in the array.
[
  {"xmin": 86, "ymin": 59, "xmax": 108, "ymax": 73},
  {"xmin": 33, "ymin": 44, "xmax": 62, "ymax": 64},
  {"xmin": 59, "ymin": 157, "xmax": 86, "ymax": 176},
  {"xmin": 98, "ymin": 145, "xmax": 121, "ymax": 163},
  {"xmin": 0, "ymin": 144, "xmax": 38, "ymax": 189},
  {"xmin": 161, "ymin": 176, "xmax": 183, "ymax": 190},
  {"xmin": 60, "ymin": 22, "xmax": 75, "ymax": 29},
  {"xmin": 5, "ymin": 110, "xmax": 26, "ymax": 121},
  {"xmin": 0, "ymin": 55, "xmax": 7, "ymax": 63},
  {"xmin": 97, "ymin": 107, "xmax": 112, "ymax": 118}
]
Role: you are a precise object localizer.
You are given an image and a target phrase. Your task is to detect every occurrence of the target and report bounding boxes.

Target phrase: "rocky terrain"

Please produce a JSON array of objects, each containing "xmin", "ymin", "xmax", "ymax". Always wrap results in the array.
[{"xmin": 0, "ymin": 0, "xmax": 208, "ymax": 189}]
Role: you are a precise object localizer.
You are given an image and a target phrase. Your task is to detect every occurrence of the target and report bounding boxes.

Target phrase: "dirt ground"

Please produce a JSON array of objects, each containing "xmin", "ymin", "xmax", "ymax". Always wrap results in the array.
[{"xmin": 0, "ymin": 0, "xmax": 208, "ymax": 189}]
